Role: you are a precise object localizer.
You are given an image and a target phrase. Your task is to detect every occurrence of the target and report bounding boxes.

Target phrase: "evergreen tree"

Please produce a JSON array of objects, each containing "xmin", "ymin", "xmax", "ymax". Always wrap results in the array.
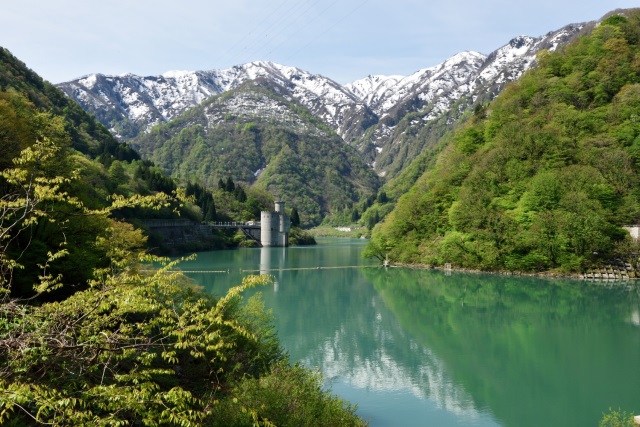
[
  {"xmin": 351, "ymin": 209, "xmax": 360, "ymax": 223},
  {"xmin": 367, "ymin": 211, "xmax": 379, "ymax": 231},
  {"xmin": 108, "ymin": 161, "xmax": 127, "ymax": 186},
  {"xmin": 234, "ymin": 185, "xmax": 247, "ymax": 202},
  {"xmin": 225, "ymin": 177, "xmax": 235, "ymax": 192},
  {"xmin": 291, "ymin": 208, "xmax": 301, "ymax": 227},
  {"xmin": 376, "ymin": 191, "xmax": 388, "ymax": 204},
  {"xmin": 204, "ymin": 199, "xmax": 216, "ymax": 222}
]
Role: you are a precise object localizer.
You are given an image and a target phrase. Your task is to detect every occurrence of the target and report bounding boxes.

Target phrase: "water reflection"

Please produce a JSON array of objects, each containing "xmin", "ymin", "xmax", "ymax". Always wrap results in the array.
[
  {"xmin": 365, "ymin": 269, "xmax": 640, "ymax": 427},
  {"xmin": 305, "ymin": 319, "xmax": 485, "ymax": 421},
  {"xmin": 631, "ymin": 310, "xmax": 640, "ymax": 326},
  {"xmin": 259, "ymin": 246, "xmax": 286, "ymax": 292},
  {"xmin": 179, "ymin": 241, "xmax": 640, "ymax": 427},
  {"xmin": 259, "ymin": 246, "xmax": 270, "ymax": 276},
  {"xmin": 263, "ymin": 266, "xmax": 496, "ymax": 426}
]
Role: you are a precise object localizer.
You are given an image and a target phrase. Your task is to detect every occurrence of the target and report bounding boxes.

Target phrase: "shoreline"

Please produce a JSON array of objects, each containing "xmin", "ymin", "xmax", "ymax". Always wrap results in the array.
[{"xmin": 386, "ymin": 262, "xmax": 640, "ymax": 283}]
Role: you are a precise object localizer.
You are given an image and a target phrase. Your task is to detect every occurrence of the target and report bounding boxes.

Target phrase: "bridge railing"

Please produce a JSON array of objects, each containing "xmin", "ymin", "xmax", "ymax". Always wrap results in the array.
[
  {"xmin": 208, "ymin": 221, "xmax": 261, "ymax": 228},
  {"xmin": 141, "ymin": 219, "xmax": 196, "ymax": 228},
  {"xmin": 141, "ymin": 219, "xmax": 261, "ymax": 228}
]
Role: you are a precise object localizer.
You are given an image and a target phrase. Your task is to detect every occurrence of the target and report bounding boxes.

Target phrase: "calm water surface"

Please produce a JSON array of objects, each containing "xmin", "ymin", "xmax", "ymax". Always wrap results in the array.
[{"xmin": 178, "ymin": 238, "xmax": 640, "ymax": 427}]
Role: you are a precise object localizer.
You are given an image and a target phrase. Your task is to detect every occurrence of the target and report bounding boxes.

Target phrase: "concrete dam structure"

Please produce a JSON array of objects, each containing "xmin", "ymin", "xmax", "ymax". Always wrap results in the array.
[{"xmin": 260, "ymin": 201, "xmax": 291, "ymax": 247}]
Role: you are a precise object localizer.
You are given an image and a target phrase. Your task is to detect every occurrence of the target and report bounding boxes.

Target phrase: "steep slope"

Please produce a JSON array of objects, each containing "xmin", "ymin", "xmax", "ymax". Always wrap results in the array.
[
  {"xmin": 0, "ymin": 47, "xmax": 154, "ymax": 297},
  {"xmin": 368, "ymin": 11, "xmax": 640, "ymax": 273},
  {"xmin": 348, "ymin": 23, "xmax": 587, "ymax": 178},
  {"xmin": 130, "ymin": 79, "xmax": 380, "ymax": 226},
  {"xmin": 0, "ymin": 46, "xmax": 246, "ymax": 261},
  {"xmin": 347, "ymin": 51, "xmax": 487, "ymax": 119},
  {"xmin": 0, "ymin": 47, "xmax": 139, "ymax": 163}
]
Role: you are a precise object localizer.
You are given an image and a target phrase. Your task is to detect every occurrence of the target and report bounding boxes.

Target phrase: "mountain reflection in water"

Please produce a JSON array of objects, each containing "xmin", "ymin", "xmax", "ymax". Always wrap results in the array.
[{"xmin": 180, "ymin": 239, "xmax": 640, "ymax": 427}]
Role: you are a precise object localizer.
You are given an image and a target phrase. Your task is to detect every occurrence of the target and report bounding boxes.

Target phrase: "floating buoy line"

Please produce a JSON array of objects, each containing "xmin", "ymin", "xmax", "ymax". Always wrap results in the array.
[
  {"xmin": 241, "ymin": 265, "xmax": 381, "ymax": 273},
  {"xmin": 141, "ymin": 265, "xmax": 382, "ymax": 274}
]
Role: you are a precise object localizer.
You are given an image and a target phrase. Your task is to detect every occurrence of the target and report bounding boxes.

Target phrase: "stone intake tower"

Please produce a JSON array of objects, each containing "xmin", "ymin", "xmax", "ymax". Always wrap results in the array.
[{"xmin": 260, "ymin": 201, "xmax": 291, "ymax": 247}]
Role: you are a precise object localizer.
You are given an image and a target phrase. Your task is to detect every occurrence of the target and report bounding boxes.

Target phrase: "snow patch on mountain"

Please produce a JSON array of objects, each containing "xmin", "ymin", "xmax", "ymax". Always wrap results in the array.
[
  {"xmin": 203, "ymin": 90, "xmax": 330, "ymax": 138},
  {"xmin": 346, "ymin": 74, "xmax": 404, "ymax": 102},
  {"xmin": 347, "ymin": 51, "xmax": 486, "ymax": 118}
]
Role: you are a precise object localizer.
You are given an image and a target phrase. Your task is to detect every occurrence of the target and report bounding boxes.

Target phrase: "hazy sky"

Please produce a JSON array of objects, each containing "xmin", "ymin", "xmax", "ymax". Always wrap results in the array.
[{"xmin": 3, "ymin": 1, "xmax": 639, "ymax": 84}]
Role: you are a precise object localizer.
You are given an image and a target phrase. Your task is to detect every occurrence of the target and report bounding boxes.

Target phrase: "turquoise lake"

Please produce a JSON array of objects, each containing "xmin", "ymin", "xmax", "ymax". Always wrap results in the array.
[{"xmin": 176, "ymin": 238, "xmax": 640, "ymax": 426}]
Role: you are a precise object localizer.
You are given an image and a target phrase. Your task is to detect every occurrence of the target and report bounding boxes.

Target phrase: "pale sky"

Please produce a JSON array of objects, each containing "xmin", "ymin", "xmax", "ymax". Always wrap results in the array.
[{"xmin": 2, "ymin": 1, "xmax": 639, "ymax": 84}]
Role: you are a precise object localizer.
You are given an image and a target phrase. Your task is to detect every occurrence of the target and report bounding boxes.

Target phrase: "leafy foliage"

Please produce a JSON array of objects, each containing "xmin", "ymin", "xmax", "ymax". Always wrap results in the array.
[
  {"xmin": 288, "ymin": 227, "xmax": 317, "ymax": 245},
  {"xmin": 599, "ymin": 408, "xmax": 637, "ymax": 427},
  {"xmin": 212, "ymin": 361, "xmax": 364, "ymax": 427},
  {"xmin": 0, "ymin": 143, "xmax": 360, "ymax": 426},
  {"xmin": 0, "ymin": 263, "xmax": 278, "ymax": 425},
  {"xmin": 370, "ymin": 12, "xmax": 640, "ymax": 273}
]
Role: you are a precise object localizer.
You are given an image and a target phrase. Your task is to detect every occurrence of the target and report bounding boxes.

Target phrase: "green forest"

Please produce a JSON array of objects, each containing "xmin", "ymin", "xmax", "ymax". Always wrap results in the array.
[
  {"xmin": 0, "ymin": 50, "xmax": 363, "ymax": 424},
  {"xmin": 367, "ymin": 12, "xmax": 640, "ymax": 274}
]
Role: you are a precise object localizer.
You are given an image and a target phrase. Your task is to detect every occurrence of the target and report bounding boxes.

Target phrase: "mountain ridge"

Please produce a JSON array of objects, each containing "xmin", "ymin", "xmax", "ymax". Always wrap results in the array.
[
  {"xmin": 57, "ymin": 20, "xmax": 589, "ymax": 181},
  {"xmin": 130, "ymin": 78, "xmax": 381, "ymax": 226}
]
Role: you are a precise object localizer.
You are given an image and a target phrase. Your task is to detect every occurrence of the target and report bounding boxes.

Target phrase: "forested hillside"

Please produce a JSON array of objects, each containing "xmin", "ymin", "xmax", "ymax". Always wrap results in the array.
[
  {"xmin": 0, "ymin": 47, "xmax": 140, "ymax": 163},
  {"xmin": 131, "ymin": 80, "xmax": 380, "ymax": 226},
  {"xmin": 368, "ymin": 11, "xmax": 640, "ymax": 273}
]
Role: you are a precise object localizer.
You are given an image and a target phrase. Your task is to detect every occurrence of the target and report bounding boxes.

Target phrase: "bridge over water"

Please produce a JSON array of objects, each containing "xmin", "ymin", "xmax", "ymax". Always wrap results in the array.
[
  {"xmin": 208, "ymin": 221, "xmax": 261, "ymax": 230},
  {"xmin": 209, "ymin": 221, "xmax": 262, "ymax": 244},
  {"xmin": 142, "ymin": 219, "xmax": 263, "ymax": 245}
]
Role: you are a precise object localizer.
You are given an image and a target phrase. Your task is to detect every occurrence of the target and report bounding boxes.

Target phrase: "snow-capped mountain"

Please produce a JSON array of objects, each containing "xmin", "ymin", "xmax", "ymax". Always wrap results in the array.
[
  {"xmin": 347, "ymin": 22, "xmax": 587, "ymax": 177},
  {"xmin": 57, "ymin": 61, "xmax": 374, "ymax": 142},
  {"xmin": 347, "ymin": 51, "xmax": 487, "ymax": 119},
  {"xmin": 57, "ymin": 21, "xmax": 588, "ymax": 179},
  {"xmin": 347, "ymin": 22, "xmax": 585, "ymax": 121}
]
